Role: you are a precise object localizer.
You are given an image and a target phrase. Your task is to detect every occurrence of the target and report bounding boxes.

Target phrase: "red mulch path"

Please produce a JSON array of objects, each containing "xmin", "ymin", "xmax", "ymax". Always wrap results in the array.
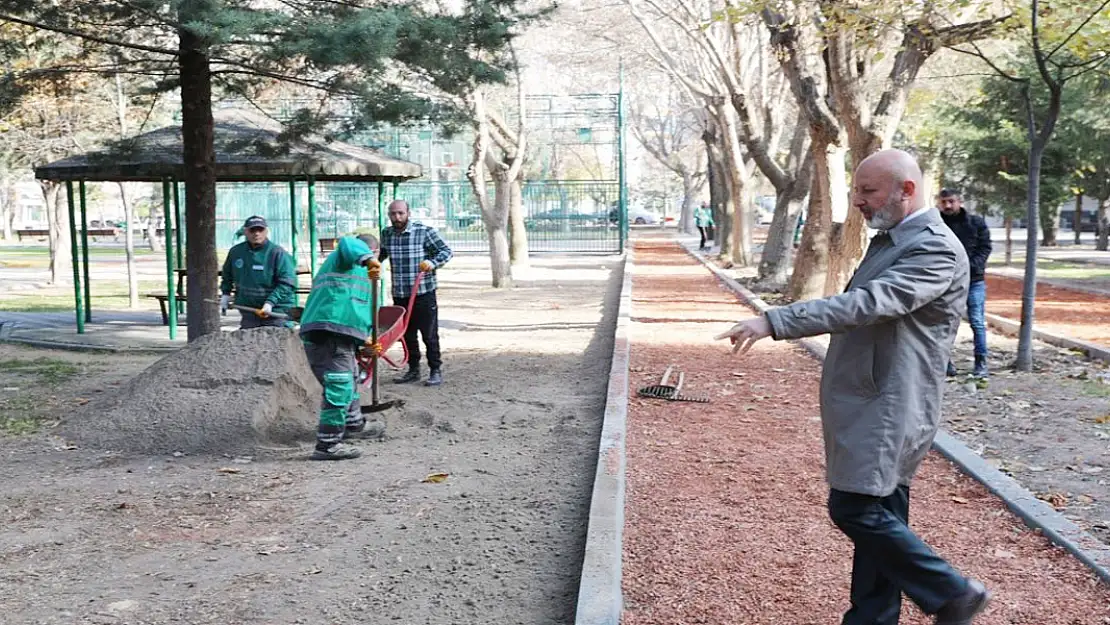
[
  {"xmin": 622, "ymin": 237, "xmax": 1110, "ymax": 625},
  {"xmin": 985, "ymin": 274, "xmax": 1110, "ymax": 348}
]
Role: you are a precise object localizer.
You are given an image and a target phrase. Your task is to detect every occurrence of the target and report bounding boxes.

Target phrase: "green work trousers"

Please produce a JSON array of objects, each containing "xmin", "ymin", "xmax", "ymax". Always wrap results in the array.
[{"xmin": 303, "ymin": 334, "xmax": 363, "ymax": 445}]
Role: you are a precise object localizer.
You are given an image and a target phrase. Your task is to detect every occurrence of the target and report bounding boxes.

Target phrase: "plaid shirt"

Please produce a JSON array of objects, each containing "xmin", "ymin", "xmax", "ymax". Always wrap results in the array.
[{"xmin": 380, "ymin": 220, "xmax": 453, "ymax": 298}]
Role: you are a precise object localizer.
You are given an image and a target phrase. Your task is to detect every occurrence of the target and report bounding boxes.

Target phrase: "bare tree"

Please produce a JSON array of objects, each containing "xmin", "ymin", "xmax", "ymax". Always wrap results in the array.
[{"xmin": 629, "ymin": 77, "xmax": 707, "ymax": 234}]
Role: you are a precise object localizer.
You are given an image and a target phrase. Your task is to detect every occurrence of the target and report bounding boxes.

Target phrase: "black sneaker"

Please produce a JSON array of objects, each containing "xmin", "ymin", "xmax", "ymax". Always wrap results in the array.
[
  {"xmin": 310, "ymin": 443, "xmax": 362, "ymax": 461},
  {"xmin": 934, "ymin": 579, "xmax": 990, "ymax": 625},
  {"xmin": 345, "ymin": 420, "xmax": 386, "ymax": 439},
  {"xmin": 426, "ymin": 368, "xmax": 443, "ymax": 387},
  {"xmin": 394, "ymin": 368, "xmax": 420, "ymax": 384},
  {"xmin": 946, "ymin": 362, "xmax": 958, "ymax": 377}
]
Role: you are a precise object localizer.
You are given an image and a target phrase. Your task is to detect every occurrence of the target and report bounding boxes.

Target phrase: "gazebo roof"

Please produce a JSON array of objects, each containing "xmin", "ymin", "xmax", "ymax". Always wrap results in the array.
[{"xmin": 34, "ymin": 108, "xmax": 423, "ymax": 183}]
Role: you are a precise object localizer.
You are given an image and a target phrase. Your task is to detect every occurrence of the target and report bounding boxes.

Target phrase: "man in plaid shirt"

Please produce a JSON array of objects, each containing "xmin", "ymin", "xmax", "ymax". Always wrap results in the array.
[{"xmin": 379, "ymin": 199, "xmax": 454, "ymax": 386}]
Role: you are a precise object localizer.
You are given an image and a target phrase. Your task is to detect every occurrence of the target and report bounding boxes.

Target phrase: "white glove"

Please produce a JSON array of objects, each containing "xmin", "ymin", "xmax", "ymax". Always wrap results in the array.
[
  {"xmin": 219, "ymin": 294, "xmax": 230, "ymax": 316},
  {"xmin": 261, "ymin": 302, "xmax": 273, "ymax": 318}
]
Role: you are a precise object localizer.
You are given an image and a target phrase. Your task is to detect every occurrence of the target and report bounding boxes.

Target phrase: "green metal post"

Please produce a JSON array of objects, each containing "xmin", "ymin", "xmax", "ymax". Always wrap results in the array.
[
  {"xmin": 65, "ymin": 181, "xmax": 84, "ymax": 334},
  {"xmin": 617, "ymin": 63, "xmax": 629, "ymax": 253},
  {"xmin": 307, "ymin": 176, "xmax": 317, "ymax": 277},
  {"xmin": 172, "ymin": 181, "xmax": 184, "ymax": 315},
  {"xmin": 378, "ymin": 181, "xmax": 387, "ymax": 307},
  {"xmin": 78, "ymin": 180, "xmax": 92, "ymax": 322},
  {"xmin": 289, "ymin": 178, "xmax": 300, "ymax": 304},
  {"xmin": 163, "ymin": 179, "xmax": 177, "ymax": 341}
]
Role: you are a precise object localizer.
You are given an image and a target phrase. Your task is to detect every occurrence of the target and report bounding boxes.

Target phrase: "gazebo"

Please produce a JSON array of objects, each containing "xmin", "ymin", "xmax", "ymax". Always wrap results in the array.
[{"xmin": 34, "ymin": 108, "xmax": 423, "ymax": 340}]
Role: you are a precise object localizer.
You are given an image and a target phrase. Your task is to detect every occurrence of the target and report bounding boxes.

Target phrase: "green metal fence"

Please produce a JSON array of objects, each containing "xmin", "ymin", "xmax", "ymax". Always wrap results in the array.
[{"xmin": 184, "ymin": 180, "xmax": 623, "ymax": 259}]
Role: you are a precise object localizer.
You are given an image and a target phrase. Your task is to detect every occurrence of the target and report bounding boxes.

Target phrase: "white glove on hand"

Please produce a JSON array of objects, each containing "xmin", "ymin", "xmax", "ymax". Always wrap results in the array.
[
  {"xmin": 219, "ymin": 294, "xmax": 230, "ymax": 316},
  {"xmin": 261, "ymin": 302, "xmax": 273, "ymax": 318}
]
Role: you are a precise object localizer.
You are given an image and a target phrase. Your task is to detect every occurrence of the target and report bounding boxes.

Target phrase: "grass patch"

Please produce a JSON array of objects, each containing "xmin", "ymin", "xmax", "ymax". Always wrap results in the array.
[
  {"xmin": 0, "ymin": 280, "xmax": 164, "ymax": 313},
  {"xmin": 0, "ymin": 357, "xmax": 81, "ymax": 384},
  {"xmin": 1080, "ymin": 380, "xmax": 1110, "ymax": 398},
  {"xmin": 0, "ymin": 396, "xmax": 44, "ymax": 436}
]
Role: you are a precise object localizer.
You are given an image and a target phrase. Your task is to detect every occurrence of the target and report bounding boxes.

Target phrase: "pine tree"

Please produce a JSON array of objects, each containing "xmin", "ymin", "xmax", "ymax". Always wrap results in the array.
[{"xmin": 0, "ymin": 0, "xmax": 540, "ymax": 340}]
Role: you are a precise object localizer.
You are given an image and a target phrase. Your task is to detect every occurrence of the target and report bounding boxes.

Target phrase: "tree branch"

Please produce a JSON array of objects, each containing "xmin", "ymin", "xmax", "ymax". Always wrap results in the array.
[
  {"xmin": 0, "ymin": 13, "xmax": 180, "ymax": 57},
  {"xmin": 1044, "ymin": 0, "xmax": 1110, "ymax": 63}
]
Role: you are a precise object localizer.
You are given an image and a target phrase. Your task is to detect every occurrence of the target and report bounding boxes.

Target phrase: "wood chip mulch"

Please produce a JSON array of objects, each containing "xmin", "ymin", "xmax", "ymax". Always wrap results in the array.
[{"xmin": 622, "ymin": 238, "xmax": 1110, "ymax": 625}]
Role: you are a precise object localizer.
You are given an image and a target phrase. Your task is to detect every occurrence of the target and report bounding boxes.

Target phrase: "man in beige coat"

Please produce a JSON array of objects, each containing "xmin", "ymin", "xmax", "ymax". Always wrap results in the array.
[{"xmin": 717, "ymin": 149, "xmax": 990, "ymax": 625}]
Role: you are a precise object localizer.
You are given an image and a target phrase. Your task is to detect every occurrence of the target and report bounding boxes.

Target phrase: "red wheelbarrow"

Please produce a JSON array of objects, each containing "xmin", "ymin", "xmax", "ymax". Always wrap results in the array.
[{"xmin": 356, "ymin": 271, "xmax": 424, "ymax": 401}]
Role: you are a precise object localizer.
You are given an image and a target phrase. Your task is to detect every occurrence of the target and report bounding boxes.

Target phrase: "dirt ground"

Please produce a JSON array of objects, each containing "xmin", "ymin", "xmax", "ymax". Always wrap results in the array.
[
  {"xmin": 985, "ymin": 274, "xmax": 1110, "ymax": 347},
  {"xmin": 0, "ymin": 255, "xmax": 621, "ymax": 625},
  {"xmin": 944, "ymin": 330, "xmax": 1110, "ymax": 545},
  {"xmin": 623, "ymin": 237, "xmax": 1110, "ymax": 625}
]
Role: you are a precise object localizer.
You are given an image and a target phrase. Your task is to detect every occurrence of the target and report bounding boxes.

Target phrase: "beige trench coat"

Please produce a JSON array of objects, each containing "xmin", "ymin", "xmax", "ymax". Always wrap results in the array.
[{"xmin": 765, "ymin": 208, "xmax": 969, "ymax": 497}]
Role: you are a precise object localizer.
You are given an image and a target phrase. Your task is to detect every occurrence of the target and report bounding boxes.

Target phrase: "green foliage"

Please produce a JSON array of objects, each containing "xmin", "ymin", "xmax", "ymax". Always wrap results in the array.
[{"xmin": 0, "ymin": 0, "xmax": 547, "ymax": 134}]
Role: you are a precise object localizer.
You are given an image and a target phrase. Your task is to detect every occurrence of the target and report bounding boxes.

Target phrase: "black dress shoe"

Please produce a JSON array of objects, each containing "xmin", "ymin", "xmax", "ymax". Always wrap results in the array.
[
  {"xmin": 935, "ymin": 579, "xmax": 990, "ymax": 625},
  {"xmin": 394, "ymin": 367, "xmax": 420, "ymax": 384}
]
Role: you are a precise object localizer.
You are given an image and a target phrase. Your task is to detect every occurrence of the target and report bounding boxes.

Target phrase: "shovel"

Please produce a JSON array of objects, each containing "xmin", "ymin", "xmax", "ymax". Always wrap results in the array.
[
  {"xmin": 205, "ymin": 299, "xmax": 290, "ymax": 320},
  {"xmin": 361, "ymin": 274, "xmax": 401, "ymax": 414}
]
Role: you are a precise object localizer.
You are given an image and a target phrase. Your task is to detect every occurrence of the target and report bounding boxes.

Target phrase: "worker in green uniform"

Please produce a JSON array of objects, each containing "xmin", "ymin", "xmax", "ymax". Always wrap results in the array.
[
  {"xmin": 298, "ymin": 234, "xmax": 384, "ymax": 461},
  {"xmin": 219, "ymin": 215, "xmax": 298, "ymax": 329},
  {"xmin": 694, "ymin": 202, "xmax": 715, "ymax": 251}
]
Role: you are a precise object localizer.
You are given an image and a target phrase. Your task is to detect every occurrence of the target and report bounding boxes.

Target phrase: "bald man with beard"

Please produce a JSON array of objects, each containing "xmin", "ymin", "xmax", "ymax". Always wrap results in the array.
[{"xmin": 716, "ymin": 149, "xmax": 990, "ymax": 625}]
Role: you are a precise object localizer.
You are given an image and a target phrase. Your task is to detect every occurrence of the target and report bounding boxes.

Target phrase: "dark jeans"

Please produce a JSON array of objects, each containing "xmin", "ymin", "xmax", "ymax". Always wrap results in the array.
[
  {"xmin": 828, "ymin": 487, "xmax": 967, "ymax": 623},
  {"xmin": 967, "ymin": 280, "xmax": 987, "ymax": 357},
  {"xmin": 395, "ymin": 290, "xmax": 441, "ymax": 371},
  {"xmin": 698, "ymin": 225, "xmax": 714, "ymax": 249}
]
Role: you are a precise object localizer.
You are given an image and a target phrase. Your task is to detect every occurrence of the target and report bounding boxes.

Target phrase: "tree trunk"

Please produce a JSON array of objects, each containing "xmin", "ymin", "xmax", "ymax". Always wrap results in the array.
[
  {"xmin": 1015, "ymin": 140, "xmax": 1045, "ymax": 372},
  {"xmin": 824, "ymin": 143, "xmax": 870, "ymax": 295},
  {"xmin": 719, "ymin": 107, "xmax": 751, "ymax": 266},
  {"xmin": 178, "ymin": 22, "xmax": 220, "ymax": 341},
  {"xmin": 707, "ymin": 141, "xmax": 733, "ymax": 256},
  {"xmin": 42, "ymin": 182, "xmax": 69, "ymax": 285},
  {"xmin": 1098, "ymin": 195, "xmax": 1109, "ymax": 251},
  {"xmin": 486, "ymin": 177, "xmax": 513, "ymax": 288},
  {"xmin": 1040, "ymin": 202, "xmax": 1058, "ymax": 247},
  {"xmin": 679, "ymin": 170, "xmax": 700, "ymax": 235},
  {"xmin": 508, "ymin": 176, "xmax": 528, "ymax": 267},
  {"xmin": 2, "ymin": 178, "xmax": 15, "ymax": 241},
  {"xmin": 147, "ymin": 198, "xmax": 163, "ymax": 251},
  {"xmin": 1073, "ymin": 193, "xmax": 1083, "ymax": 245},
  {"xmin": 1004, "ymin": 215, "xmax": 1013, "ymax": 266},
  {"xmin": 118, "ymin": 182, "xmax": 139, "ymax": 308},
  {"xmin": 789, "ymin": 137, "xmax": 838, "ymax": 301},
  {"xmin": 758, "ymin": 174, "xmax": 810, "ymax": 286}
]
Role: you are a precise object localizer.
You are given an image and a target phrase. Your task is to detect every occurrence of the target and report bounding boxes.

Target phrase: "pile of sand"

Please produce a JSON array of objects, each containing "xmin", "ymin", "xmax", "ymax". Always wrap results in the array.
[{"xmin": 61, "ymin": 327, "xmax": 321, "ymax": 456}]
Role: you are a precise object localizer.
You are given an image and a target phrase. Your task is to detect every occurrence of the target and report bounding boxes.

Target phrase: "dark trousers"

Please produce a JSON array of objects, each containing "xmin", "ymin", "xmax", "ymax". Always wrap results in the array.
[
  {"xmin": 698, "ymin": 226, "xmax": 714, "ymax": 249},
  {"xmin": 302, "ymin": 334, "xmax": 364, "ymax": 445},
  {"xmin": 828, "ymin": 487, "xmax": 966, "ymax": 623},
  {"xmin": 239, "ymin": 310, "xmax": 290, "ymax": 329},
  {"xmin": 395, "ymin": 290, "xmax": 441, "ymax": 371}
]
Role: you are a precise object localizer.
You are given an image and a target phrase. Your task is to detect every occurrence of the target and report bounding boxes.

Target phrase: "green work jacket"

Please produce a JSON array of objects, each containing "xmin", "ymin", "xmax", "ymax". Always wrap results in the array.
[
  {"xmin": 219, "ymin": 240, "xmax": 297, "ymax": 312},
  {"xmin": 299, "ymin": 236, "xmax": 376, "ymax": 343}
]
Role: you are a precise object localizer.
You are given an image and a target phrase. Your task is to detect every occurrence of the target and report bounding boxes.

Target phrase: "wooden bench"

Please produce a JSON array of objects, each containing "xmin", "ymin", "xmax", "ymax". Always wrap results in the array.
[
  {"xmin": 318, "ymin": 237, "xmax": 338, "ymax": 256},
  {"xmin": 16, "ymin": 229, "xmax": 49, "ymax": 241}
]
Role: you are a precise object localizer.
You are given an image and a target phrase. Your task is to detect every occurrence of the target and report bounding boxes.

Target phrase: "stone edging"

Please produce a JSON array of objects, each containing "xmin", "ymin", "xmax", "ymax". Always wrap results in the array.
[
  {"xmin": 574, "ymin": 249, "xmax": 632, "ymax": 625},
  {"xmin": 680, "ymin": 240, "xmax": 1110, "ymax": 586},
  {"xmin": 983, "ymin": 312, "xmax": 1110, "ymax": 364}
]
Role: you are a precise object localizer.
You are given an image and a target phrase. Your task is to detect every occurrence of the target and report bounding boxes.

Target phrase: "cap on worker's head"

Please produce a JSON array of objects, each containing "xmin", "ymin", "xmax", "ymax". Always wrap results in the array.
[
  {"xmin": 938, "ymin": 188, "xmax": 960, "ymax": 198},
  {"xmin": 243, "ymin": 215, "xmax": 268, "ymax": 230},
  {"xmin": 357, "ymin": 233, "xmax": 380, "ymax": 251}
]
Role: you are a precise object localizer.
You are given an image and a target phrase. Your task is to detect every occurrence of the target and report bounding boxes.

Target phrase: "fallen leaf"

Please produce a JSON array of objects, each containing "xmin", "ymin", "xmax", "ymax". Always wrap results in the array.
[
  {"xmin": 217, "ymin": 467, "xmax": 241, "ymax": 474},
  {"xmin": 993, "ymin": 548, "xmax": 1016, "ymax": 559},
  {"xmin": 75, "ymin": 398, "xmax": 89, "ymax": 405},
  {"xmin": 1077, "ymin": 494, "xmax": 1096, "ymax": 504},
  {"xmin": 1094, "ymin": 415, "xmax": 1110, "ymax": 424},
  {"xmin": 951, "ymin": 496, "xmax": 969, "ymax": 504},
  {"xmin": 421, "ymin": 472, "xmax": 449, "ymax": 483}
]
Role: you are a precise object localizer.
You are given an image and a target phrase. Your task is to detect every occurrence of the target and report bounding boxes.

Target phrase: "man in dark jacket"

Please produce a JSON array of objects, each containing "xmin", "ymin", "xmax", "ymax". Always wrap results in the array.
[{"xmin": 939, "ymin": 189, "xmax": 992, "ymax": 377}]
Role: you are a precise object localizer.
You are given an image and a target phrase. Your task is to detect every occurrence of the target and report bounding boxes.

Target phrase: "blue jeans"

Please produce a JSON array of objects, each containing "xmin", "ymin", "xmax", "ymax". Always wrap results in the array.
[
  {"xmin": 828, "ymin": 487, "xmax": 967, "ymax": 622},
  {"xmin": 967, "ymin": 280, "xmax": 987, "ymax": 357}
]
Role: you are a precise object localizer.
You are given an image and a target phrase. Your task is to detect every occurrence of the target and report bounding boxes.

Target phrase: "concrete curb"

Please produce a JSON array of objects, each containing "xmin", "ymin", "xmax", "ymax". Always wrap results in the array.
[
  {"xmin": 0, "ymin": 335, "xmax": 178, "ymax": 355},
  {"xmin": 983, "ymin": 312, "xmax": 1110, "ymax": 363},
  {"xmin": 574, "ymin": 249, "xmax": 632, "ymax": 625},
  {"xmin": 678, "ymin": 240, "xmax": 1110, "ymax": 586}
]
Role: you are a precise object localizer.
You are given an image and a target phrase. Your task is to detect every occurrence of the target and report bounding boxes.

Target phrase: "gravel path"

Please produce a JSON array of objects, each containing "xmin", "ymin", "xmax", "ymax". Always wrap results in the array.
[
  {"xmin": 622, "ymin": 237, "xmax": 1110, "ymax": 625},
  {"xmin": 0, "ymin": 255, "xmax": 621, "ymax": 625}
]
